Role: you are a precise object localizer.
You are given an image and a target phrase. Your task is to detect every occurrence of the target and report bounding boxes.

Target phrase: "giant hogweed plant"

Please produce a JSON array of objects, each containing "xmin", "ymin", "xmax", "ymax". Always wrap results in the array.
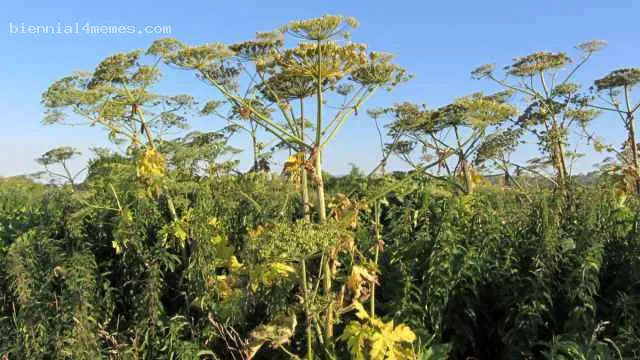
[
  {"xmin": 41, "ymin": 48, "xmax": 203, "ymax": 222},
  {"xmin": 148, "ymin": 14, "xmax": 409, "ymax": 222},
  {"xmin": 35, "ymin": 146, "xmax": 84, "ymax": 188},
  {"xmin": 590, "ymin": 68, "xmax": 640, "ymax": 194},
  {"xmin": 148, "ymin": 14, "xmax": 411, "ymax": 350},
  {"xmin": 39, "ymin": 48, "xmax": 223, "ymax": 357},
  {"xmin": 235, "ymin": 190, "xmax": 420, "ymax": 360},
  {"xmin": 372, "ymin": 92, "xmax": 517, "ymax": 194},
  {"xmin": 190, "ymin": 160, "xmax": 429, "ymax": 359},
  {"xmin": 472, "ymin": 41, "xmax": 606, "ymax": 185}
]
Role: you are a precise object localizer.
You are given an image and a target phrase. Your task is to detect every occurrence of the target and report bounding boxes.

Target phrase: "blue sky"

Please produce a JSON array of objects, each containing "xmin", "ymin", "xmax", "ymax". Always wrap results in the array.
[{"xmin": 1, "ymin": 0, "xmax": 639, "ymax": 176}]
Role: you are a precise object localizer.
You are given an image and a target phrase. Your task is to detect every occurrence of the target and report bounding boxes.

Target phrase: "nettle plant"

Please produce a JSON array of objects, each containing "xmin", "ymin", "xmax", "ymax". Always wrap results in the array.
[
  {"xmin": 375, "ymin": 92, "xmax": 517, "ymax": 193},
  {"xmin": 591, "ymin": 68, "xmax": 640, "ymax": 193},
  {"xmin": 472, "ymin": 40, "xmax": 606, "ymax": 185}
]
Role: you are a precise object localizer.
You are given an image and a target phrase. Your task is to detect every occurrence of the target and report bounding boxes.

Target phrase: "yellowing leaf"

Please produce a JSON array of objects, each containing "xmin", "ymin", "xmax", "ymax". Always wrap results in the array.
[
  {"xmin": 137, "ymin": 147, "xmax": 166, "ymax": 181},
  {"xmin": 174, "ymin": 223, "xmax": 188, "ymax": 241},
  {"xmin": 214, "ymin": 275, "xmax": 236, "ymax": 298},
  {"xmin": 112, "ymin": 241, "xmax": 123, "ymax": 254},
  {"xmin": 249, "ymin": 262, "xmax": 296, "ymax": 291},
  {"xmin": 246, "ymin": 314, "xmax": 297, "ymax": 359},
  {"xmin": 348, "ymin": 265, "xmax": 378, "ymax": 299},
  {"xmin": 369, "ymin": 332, "xmax": 386, "ymax": 359},
  {"xmin": 211, "ymin": 235, "xmax": 234, "ymax": 261},
  {"xmin": 227, "ymin": 255, "xmax": 242, "ymax": 271},
  {"xmin": 247, "ymin": 225, "xmax": 265, "ymax": 239},
  {"xmin": 339, "ymin": 303, "xmax": 417, "ymax": 360},
  {"xmin": 270, "ymin": 262, "xmax": 296, "ymax": 274},
  {"xmin": 282, "ymin": 152, "xmax": 305, "ymax": 183},
  {"xmin": 339, "ymin": 321, "xmax": 368, "ymax": 360},
  {"xmin": 352, "ymin": 301, "xmax": 369, "ymax": 320},
  {"xmin": 391, "ymin": 324, "xmax": 416, "ymax": 343},
  {"xmin": 208, "ymin": 217, "xmax": 220, "ymax": 228}
]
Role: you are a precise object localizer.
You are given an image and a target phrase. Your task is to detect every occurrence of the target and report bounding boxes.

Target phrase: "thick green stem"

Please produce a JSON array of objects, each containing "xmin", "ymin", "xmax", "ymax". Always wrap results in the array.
[
  {"xmin": 557, "ymin": 143, "xmax": 567, "ymax": 183},
  {"xmin": 314, "ymin": 40, "xmax": 327, "ymax": 224},
  {"xmin": 454, "ymin": 126, "xmax": 473, "ymax": 194},
  {"xmin": 313, "ymin": 39, "xmax": 332, "ymax": 342},
  {"xmin": 541, "ymin": 70, "xmax": 567, "ymax": 185},
  {"xmin": 315, "ymin": 151, "xmax": 327, "ymax": 223},
  {"xmin": 201, "ymin": 72, "xmax": 306, "ymax": 147},
  {"xmin": 300, "ymin": 98, "xmax": 310, "ymax": 220},
  {"xmin": 61, "ymin": 161, "xmax": 76, "ymax": 189},
  {"xmin": 250, "ymin": 122, "xmax": 259, "ymax": 171},
  {"xmin": 628, "ymin": 114, "xmax": 640, "ymax": 193},
  {"xmin": 316, "ymin": 150, "xmax": 332, "ymax": 340},
  {"xmin": 130, "ymin": 116, "xmax": 140, "ymax": 149},
  {"xmin": 550, "ymin": 121, "xmax": 567, "ymax": 185},
  {"xmin": 301, "ymin": 167, "xmax": 310, "ymax": 220},
  {"xmin": 277, "ymin": 345, "xmax": 299, "ymax": 359},
  {"xmin": 301, "ymin": 259, "xmax": 313, "ymax": 360},
  {"xmin": 135, "ymin": 106, "xmax": 178, "ymax": 221},
  {"xmin": 322, "ymin": 252, "xmax": 333, "ymax": 341},
  {"xmin": 315, "ymin": 40, "xmax": 323, "ymax": 147},
  {"xmin": 461, "ymin": 160, "xmax": 474, "ymax": 194},
  {"xmin": 370, "ymin": 202, "xmax": 381, "ymax": 318},
  {"xmin": 321, "ymin": 88, "xmax": 378, "ymax": 148},
  {"xmin": 624, "ymin": 85, "xmax": 640, "ymax": 193}
]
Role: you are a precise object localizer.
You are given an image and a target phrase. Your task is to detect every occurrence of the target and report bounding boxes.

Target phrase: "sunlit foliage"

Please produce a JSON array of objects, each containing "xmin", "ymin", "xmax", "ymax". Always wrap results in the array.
[{"xmin": 2, "ymin": 14, "xmax": 640, "ymax": 360}]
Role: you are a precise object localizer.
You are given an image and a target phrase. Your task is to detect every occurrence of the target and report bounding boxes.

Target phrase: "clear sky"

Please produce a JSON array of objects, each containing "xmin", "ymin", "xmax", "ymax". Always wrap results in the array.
[{"xmin": 1, "ymin": 0, "xmax": 639, "ymax": 176}]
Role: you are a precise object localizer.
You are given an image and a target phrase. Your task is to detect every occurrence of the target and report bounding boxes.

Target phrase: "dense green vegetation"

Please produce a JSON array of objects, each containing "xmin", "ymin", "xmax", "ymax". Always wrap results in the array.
[{"xmin": 2, "ymin": 14, "xmax": 640, "ymax": 360}]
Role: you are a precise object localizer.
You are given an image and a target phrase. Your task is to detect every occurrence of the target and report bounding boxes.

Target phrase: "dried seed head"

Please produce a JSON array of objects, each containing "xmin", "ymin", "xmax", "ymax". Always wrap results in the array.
[
  {"xmin": 506, "ymin": 51, "xmax": 571, "ymax": 77},
  {"xmin": 576, "ymin": 40, "xmax": 607, "ymax": 53},
  {"xmin": 595, "ymin": 68, "xmax": 640, "ymax": 90},
  {"xmin": 286, "ymin": 14, "xmax": 358, "ymax": 41}
]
